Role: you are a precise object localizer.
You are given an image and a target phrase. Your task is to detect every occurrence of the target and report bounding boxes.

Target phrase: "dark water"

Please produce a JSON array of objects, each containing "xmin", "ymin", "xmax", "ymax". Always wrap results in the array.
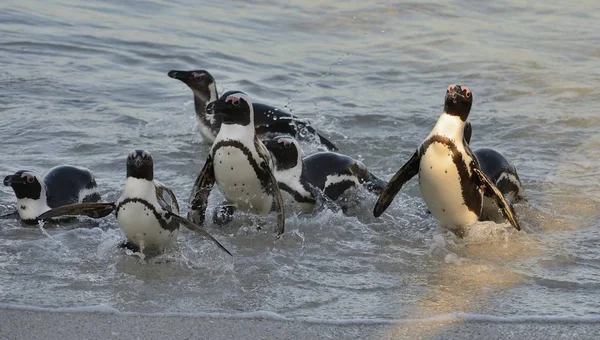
[{"xmin": 1, "ymin": 0, "xmax": 600, "ymax": 325}]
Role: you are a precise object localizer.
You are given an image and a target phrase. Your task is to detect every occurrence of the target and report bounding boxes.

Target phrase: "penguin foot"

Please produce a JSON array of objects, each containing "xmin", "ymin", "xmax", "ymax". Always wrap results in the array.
[
  {"xmin": 120, "ymin": 241, "xmax": 140, "ymax": 253},
  {"xmin": 212, "ymin": 204, "xmax": 235, "ymax": 226}
]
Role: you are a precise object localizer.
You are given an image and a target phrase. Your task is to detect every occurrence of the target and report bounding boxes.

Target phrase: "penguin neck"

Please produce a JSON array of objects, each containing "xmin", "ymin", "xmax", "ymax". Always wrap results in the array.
[
  {"xmin": 430, "ymin": 112, "xmax": 467, "ymax": 141},
  {"xmin": 217, "ymin": 122, "xmax": 255, "ymax": 143},
  {"xmin": 121, "ymin": 177, "xmax": 156, "ymax": 201},
  {"xmin": 277, "ymin": 162, "xmax": 313, "ymax": 199},
  {"xmin": 16, "ymin": 183, "xmax": 50, "ymax": 221},
  {"xmin": 194, "ymin": 93, "xmax": 219, "ymax": 126}
]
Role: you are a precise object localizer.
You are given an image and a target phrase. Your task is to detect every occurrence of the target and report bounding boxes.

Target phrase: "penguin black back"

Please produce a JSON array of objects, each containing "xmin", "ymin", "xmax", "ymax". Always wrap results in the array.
[{"xmin": 44, "ymin": 166, "xmax": 101, "ymax": 207}]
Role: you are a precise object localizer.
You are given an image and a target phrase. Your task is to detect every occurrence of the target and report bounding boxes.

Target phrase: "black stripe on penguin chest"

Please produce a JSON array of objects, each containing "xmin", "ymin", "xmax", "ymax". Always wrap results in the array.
[
  {"xmin": 324, "ymin": 179, "xmax": 357, "ymax": 201},
  {"xmin": 419, "ymin": 135, "xmax": 482, "ymax": 215},
  {"xmin": 115, "ymin": 198, "xmax": 178, "ymax": 232},
  {"xmin": 212, "ymin": 140, "xmax": 273, "ymax": 194},
  {"xmin": 278, "ymin": 182, "xmax": 315, "ymax": 204}
]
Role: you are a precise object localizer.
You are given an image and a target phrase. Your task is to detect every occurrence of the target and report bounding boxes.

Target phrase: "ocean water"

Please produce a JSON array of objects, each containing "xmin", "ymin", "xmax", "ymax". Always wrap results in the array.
[{"xmin": 1, "ymin": 0, "xmax": 600, "ymax": 327}]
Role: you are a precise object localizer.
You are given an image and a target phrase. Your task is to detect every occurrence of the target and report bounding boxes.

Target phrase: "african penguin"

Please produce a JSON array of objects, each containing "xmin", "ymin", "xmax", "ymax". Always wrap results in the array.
[
  {"xmin": 373, "ymin": 84, "xmax": 521, "ymax": 233},
  {"xmin": 168, "ymin": 69, "xmax": 338, "ymax": 150},
  {"xmin": 187, "ymin": 91, "xmax": 285, "ymax": 236},
  {"xmin": 264, "ymin": 136, "xmax": 387, "ymax": 213},
  {"xmin": 2, "ymin": 165, "xmax": 101, "ymax": 224},
  {"xmin": 463, "ymin": 123, "xmax": 526, "ymax": 222},
  {"xmin": 38, "ymin": 150, "xmax": 231, "ymax": 256}
]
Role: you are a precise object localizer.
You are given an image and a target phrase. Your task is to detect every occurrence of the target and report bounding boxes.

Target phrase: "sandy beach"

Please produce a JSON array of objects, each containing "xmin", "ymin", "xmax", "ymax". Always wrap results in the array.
[{"xmin": 2, "ymin": 307, "xmax": 599, "ymax": 340}]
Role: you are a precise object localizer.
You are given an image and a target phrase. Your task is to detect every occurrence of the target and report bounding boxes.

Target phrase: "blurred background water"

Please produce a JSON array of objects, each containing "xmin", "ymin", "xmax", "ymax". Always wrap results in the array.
[{"xmin": 1, "ymin": 0, "xmax": 599, "ymax": 322}]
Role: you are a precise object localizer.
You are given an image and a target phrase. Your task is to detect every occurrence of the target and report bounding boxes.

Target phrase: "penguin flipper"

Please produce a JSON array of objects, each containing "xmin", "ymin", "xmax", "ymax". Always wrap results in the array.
[
  {"xmin": 155, "ymin": 180, "xmax": 180, "ymax": 214},
  {"xmin": 472, "ymin": 167, "xmax": 521, "ymax": 231},
  {"xmin": 265, "ymin": 164, "xmax": 285, "ymax": 237},
  {"xmin": 373, "ymin": 151, "xmax": 420, "ymax": 217},
  {"xmin": 188, "ymin": 155, "xmax": 216, "ymax": 226},
  {"xmin": 167, "ymin": 212, "xmax": 232, "ymax": 256},
  {"xmin": 38, "ymin": 202, "xmax": 116, "ymax": 220}
]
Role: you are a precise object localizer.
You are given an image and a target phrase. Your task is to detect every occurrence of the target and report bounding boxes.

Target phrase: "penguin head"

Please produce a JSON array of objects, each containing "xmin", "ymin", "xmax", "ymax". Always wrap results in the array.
[
  {"xmin": 3, "ymin": 170, "xmax": 43, "ymax": 200},
  {"xmin": 207, "ymin": 91, "xmax": 253, "ymax": 126},
  {"xmin": 264, "ymin": 136, "xmax": 302, "ymax": 171},
  {"xmin": 444, "ymin": 84, "xmax": 472, "ymax": 121},
  {"xmin": 126, "ymin": 150, "xmax": 154, "ymax": 181},
  {"xmin": 168, "ymin": 70, "xmax": 217, "ymax": 103}
]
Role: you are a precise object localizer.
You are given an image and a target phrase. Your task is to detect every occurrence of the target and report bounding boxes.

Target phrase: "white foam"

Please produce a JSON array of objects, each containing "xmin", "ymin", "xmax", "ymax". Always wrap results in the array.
[{"xmin": 1, "ymin": 303, "xmax": 600, "ymax": 325}]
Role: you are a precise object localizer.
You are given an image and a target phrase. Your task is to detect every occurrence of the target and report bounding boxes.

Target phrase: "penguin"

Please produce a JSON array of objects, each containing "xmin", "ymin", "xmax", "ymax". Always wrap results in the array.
[
  {"xmin": 373, "ymin": 84, "xmax": 521, "ymax": 233},
  {"xmin": 461, "ymin": 122, "xmax": 526, "ymax": 221},
  {"xmin": 2, "ymin": 165, "xmax": 101, "ymax": 224},
  {"xmin": 38, "ymin": 150, "xmax": 231, "ymax": 256},
  {"xmin": 187, "ymin": 91, "xmax": 285, "ymax": 236},
  {"xmin": 263, "ymin": 136, "xmax": 388, "ymax": 213},
  {"xmin": 167, "ymin": 69, "xmax": 338, "ymax": 151}
]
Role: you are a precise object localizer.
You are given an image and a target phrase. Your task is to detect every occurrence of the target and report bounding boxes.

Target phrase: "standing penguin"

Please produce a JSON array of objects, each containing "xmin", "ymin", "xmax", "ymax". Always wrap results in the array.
[
  {"xmin": 463, "ymin": 122, "xmax": 526, "ymax": 222},
  {"xmin": 38, "ymin": 150, "xmax": 231, "ymax": 256},
  {"xmin": 188, "ymin": 91, "xmax": 285, "ymax": 236},
  {"xmin": 373, "ymin": 84, "xmax": 521, "ymax": 233},
  {"xmin": 167, "ymin": 69, "xmax": 338, "ymax": 150},
  {"xmin": 264, "ymin": 136, "xmax": 387, "ymax": 213},
  {"xmin": 3, "ymin": 165, "xmax": 101, "ymax": 224}
]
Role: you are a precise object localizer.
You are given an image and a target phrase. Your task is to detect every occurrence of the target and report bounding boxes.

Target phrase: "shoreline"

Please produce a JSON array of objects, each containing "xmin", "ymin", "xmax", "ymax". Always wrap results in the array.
[{"xmin": 2, "ymin": 306, "xmax": 600, "ymax": 340}]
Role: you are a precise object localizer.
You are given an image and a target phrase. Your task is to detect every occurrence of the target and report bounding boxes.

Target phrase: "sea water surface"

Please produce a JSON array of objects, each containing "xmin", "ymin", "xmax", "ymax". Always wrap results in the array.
[{"xmin": 1, "ymin": 0, "xmax": 600, "ymax": 328}]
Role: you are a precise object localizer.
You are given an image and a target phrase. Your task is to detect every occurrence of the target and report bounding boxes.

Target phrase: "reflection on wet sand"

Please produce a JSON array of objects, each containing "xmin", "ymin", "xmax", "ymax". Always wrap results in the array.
[{"xmin": 387, "ymin": 134, "xmax": 600, "ymax": 339}]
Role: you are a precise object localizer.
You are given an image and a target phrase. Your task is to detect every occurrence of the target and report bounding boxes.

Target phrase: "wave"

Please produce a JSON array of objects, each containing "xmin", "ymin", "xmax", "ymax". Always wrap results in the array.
[{"xmin": 2, "ymin": 303, "xmax": 600, "ymax": 325}]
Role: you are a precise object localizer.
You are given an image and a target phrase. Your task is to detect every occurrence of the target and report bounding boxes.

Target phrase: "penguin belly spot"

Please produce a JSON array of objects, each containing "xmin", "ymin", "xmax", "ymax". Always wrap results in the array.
[
  {"xmin": 214, "ymin": 146, "xmax": 272, "ymax": 214},
  {"xmin": 117, "ymin": 202, "xmax": 178, "ymax": 250},
  {"xmin": 419, "ymin": 143, "xmax": 479, "ymax": 229}
]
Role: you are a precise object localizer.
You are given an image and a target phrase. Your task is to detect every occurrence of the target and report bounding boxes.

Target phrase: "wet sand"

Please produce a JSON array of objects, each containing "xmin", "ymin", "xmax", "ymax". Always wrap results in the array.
[{"xmin": 2, "ymin": 307, "xmax": 599, "ymax": 340}]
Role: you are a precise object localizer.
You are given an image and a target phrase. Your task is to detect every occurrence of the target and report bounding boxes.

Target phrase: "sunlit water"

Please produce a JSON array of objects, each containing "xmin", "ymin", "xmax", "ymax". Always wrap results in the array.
[{"xmin": 1, "ymin": 0, "xmax": 600, "ymax": 324}]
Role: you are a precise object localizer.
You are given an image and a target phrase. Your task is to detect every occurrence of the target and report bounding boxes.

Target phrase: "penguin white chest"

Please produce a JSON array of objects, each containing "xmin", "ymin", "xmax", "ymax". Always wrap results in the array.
[
  {"xmin": 116, "ymin": 201, "xmax": 178, "ymax": 251},
  {"xmin": 418, "ymin": 142, "xmax": 479, "ymax": 229},
  {"xmin": 213, "ymin": 146, "xmax": 272, "ymax": 214}
]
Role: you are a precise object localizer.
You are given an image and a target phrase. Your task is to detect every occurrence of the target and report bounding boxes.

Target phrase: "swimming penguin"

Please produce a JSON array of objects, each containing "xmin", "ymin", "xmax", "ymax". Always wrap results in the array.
[
  {"xmin": 167, "ymin": 69, "xmax": 338, "ymax": 151},
  {"xmin": 263, "ymin": 136, "xmax": 387, "ymax": 213},
  {"xmin": 187, "ymin": 91, "xmax": 285, "ymax": 236},
  {"xmin": 2, "ymin": 165, "xmax": 101, "ymax": 224},
  {"xmin": 38, "ymin": 150, "xmax": 231, "ymax": 256},
  {"xmin": 462, "ymin": 123, "xmax": 526, "ymax": 221},
  {"xmin": 373, "ymin": 84, "xmax": 521, "ymax": 233}
]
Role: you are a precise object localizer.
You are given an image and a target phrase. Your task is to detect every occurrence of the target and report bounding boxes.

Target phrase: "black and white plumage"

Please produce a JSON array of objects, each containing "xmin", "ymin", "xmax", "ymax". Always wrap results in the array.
[
  {"xmin": 373, "ymin": 84, "xmax": 521, "ymax": 233},
  {"xmin": 188, "ymin": 91, "xmax": 285, "ymax": 236},
  {"xmin": 463, "ymin": 123, "xmax": 526, "ymax": 222},
  {"xmin": 38, "ymin": 150, "xmax": 231, "ymax": 256},
  {"xmin": 264, "ymin": 136, "xmax": 387, "ymax": 213},
  {"xmin": 2, "ymin": 165, "xmax": 101, "ymax": 224},
  {"xmin": 168, "ymin": 69, "xmax": 338, "ymax": 151}
]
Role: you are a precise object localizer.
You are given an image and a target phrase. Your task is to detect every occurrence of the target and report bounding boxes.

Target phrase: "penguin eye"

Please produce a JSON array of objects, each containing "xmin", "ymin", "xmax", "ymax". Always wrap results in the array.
[
  {"xmin": 192, "ymin": 73, "xmax": 204, "ymax": 81},
  {"xmin": 228, "ymin": 98, "xmax": 240, "ymax": 106},
  {"xmin": 23, "ymin": 174, "xmax": 34, "ymax": 183},
  {"xmin": 464, "ymin": 88, "xmax": 472, "ymax": 98},
  {"xmin": 447, "ymin": 84, "xmax": 455, "ymax": 93}
]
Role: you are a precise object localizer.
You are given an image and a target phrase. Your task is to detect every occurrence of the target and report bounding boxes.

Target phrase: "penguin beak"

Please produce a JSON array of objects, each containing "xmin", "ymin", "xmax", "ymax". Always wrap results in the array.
[
  {"xmin": 3, "ymin": 175, "xmax": 25, "ymax": 186},
  {"xmin": 168, "ymin": 70, "xmax": 190, "ymax": 82}
]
